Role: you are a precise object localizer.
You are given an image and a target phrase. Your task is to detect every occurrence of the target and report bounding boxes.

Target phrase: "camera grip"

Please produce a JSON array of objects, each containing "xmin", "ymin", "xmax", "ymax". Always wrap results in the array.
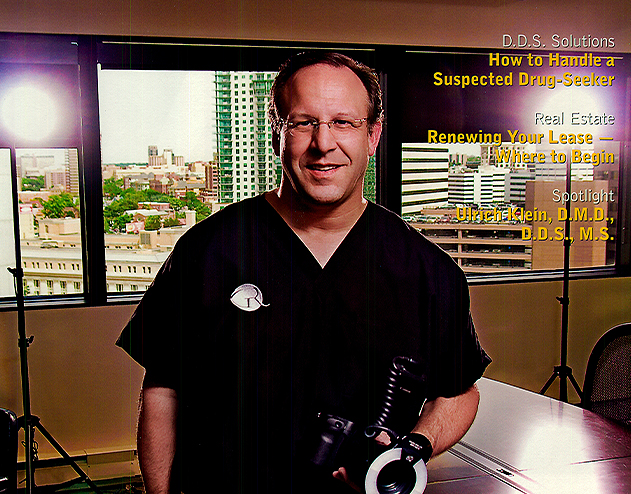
[{"xmin": 309, "ymin": 413, "xmax": 356, "ymax": 470}]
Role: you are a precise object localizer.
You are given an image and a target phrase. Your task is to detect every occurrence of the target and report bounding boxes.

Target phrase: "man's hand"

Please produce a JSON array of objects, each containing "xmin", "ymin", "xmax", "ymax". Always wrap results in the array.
[
  {"xmin": 331, "ymin": 384, "xmax": 479, "ymax": 492},
  {"xmin": 330, "ymin": 431, "xmax": 391, "ymax": 492},
  {"xmin": 332, "ymin": 466, "xmax": 362, "ymax": 492},
  {"xmin": 137, "ymin": 380, "xmax": 179, "ymax": 494}
]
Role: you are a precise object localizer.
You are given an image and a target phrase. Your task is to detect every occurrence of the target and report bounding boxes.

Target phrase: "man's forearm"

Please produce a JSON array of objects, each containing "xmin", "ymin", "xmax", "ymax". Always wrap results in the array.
[
  {"xmin": 411, "ymin": 384, "xmax": 480, "ymax": 458},
  {"xmin": 138, "ymin": 383, "xmax": 179, "ymax": 494}
]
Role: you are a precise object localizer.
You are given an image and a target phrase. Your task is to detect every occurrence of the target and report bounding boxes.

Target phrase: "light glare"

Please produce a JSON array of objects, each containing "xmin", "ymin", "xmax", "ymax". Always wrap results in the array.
[{"xmin": 1, "ymin": 85, "xmax": 57, "ymax": 142}]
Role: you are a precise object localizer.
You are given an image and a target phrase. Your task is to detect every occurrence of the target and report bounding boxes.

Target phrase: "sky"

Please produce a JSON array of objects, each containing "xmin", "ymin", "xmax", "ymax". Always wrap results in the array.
[{"xmin": 97, "ymin": 68, "xmax": 217, "ymax": 164}]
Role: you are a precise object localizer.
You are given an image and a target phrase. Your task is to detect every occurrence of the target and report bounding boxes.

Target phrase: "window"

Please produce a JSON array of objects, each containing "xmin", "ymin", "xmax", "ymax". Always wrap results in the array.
[
  {"xmin": 1, "ymin": 34, "xmax": 628, "ymax": 306},
  {"xmin": 98, "ymin": 64, "xmax": 284, "ymax": 293},
  {"xmin": 17, "ymin": 147, "xmax": 84, "ymax": 293},
  {"xmin": 0, "ymin": 40, "xmax": 85, "ymax": 301},
  {"xmin": 0, "ymin": 149, "xmax": 17, "ymax": 298},
  {"xmin": 395, "ymin": 49, "xmax": 630, "ymax": 277}
]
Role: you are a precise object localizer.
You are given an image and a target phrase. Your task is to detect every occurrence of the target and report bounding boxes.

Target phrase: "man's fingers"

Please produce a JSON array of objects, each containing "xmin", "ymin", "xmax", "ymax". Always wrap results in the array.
[{"xmin": 332, "ymin": 467, "xmax": 362, "ymax": 492}]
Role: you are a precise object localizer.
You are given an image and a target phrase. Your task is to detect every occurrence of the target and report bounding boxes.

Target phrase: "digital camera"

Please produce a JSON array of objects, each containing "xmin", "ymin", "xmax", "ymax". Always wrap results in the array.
[{"xmin": 307, "ymin": 357, "xmax": 430, "ymax": 494}]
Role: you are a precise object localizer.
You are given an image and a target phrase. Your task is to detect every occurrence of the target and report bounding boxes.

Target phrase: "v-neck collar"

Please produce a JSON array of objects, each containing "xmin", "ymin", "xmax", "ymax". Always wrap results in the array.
[{"xmin": 259, "ymin": 194, "xmax": 370, "ymax": 273}]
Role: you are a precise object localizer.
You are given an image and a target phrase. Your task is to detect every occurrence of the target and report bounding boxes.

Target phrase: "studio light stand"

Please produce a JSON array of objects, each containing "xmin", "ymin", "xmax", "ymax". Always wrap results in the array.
[
  {"xmin": 8, "ymin": 147, "xmax": 101, "ymax": 493},
  {"xmin": 539, "ymin": 152, "xmax": 583, "ymax": 403}
]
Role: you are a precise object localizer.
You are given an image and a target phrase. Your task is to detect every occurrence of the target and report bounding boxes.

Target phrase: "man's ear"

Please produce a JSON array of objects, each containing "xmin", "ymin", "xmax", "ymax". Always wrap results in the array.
[
  {"xmin": 368, "ymin": 121, "xmax": 383, "ymax": 156},
  {"xmin": 272, "ymin": 131, "xmax": 281, "ymax": 156}
]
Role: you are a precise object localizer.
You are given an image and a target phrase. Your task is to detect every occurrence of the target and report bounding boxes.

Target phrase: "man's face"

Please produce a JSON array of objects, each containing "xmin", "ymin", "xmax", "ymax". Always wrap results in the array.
[{"xmin": 273, "ymin": 64, "xmax": 382, "ymax": 207}]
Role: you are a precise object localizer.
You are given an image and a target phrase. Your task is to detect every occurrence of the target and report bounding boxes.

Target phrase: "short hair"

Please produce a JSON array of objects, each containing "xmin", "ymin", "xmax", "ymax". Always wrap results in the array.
[{"xmin": 269, "ymin": 52, "xmax": 383, "ymax": 133}]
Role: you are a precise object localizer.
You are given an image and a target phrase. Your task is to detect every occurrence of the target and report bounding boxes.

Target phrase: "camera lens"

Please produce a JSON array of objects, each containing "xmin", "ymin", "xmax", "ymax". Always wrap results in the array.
[{"xmin": 375, "ymin": 459, "xmax": 416, "ymax": 494}]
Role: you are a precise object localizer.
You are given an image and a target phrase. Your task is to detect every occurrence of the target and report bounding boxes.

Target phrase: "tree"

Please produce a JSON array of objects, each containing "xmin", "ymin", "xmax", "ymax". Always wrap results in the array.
[
  {"xmin": 144, "ymin": 215, "xmax": 162, "ymax": 231},
  {"xmin": 104, "ymin": 213, "xmax": 135, "ymax": 234},
  {"xmin": 168, "ymin": 196, "xmax": 184, "ymax": 211},
  {"xmin": 103, "ymin": 178, "xmax": 124, "ymax": 198},
  {"xmin": 115, "ymin": 213, "xmax": 134, "ymax": 233},
  {"xmin": 163, "ymin": 217, "xmax": 180, "ymax": 227},
  {"xmin": 41, "ymin": 193, "xmax": 77, "ymax": 219},
  {"xmin": 145, "ymin": 189, "xmax": 171, "ymax": 203},
  {"xmin": 181, "ymin": 192, "xmax": 211, "ymax": 221},
  {"xmin": 22, "ymin": 175, "xmax": 45, "ymax": 192},
  {"xmin": 104, "ymin": 189, "xmax": 144, "ymax": 218}
]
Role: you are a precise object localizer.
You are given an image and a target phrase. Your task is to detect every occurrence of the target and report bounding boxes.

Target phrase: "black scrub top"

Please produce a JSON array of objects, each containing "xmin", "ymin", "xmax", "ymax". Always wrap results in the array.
[{"xmin": 117, "ymin": 194, "xmax": 490, "ymax": 493}]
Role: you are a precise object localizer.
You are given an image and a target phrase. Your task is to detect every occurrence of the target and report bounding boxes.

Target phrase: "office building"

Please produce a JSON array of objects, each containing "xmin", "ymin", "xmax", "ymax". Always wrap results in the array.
[
  {"xmin": 215, "ymin": 71, "xmax": 281, "ymax": 203},
  {"xmin": 448, "ymin": 165, "xmax": 506, "ymax": 206},
  {"xmin": 525, "ymin": 180, "xmax": 609, "ymax": 270},
  {"xmin": 401, "ymin": 143, "xmax": 449, "ymax": 215},
  {"xmin": 504, "ymin": 169, "xmax": 536, "ymax": 205},
  {"xmin": 44, "ymin": 167, "xmax": 67, "ymax": 190},
  {"xmin": 65, "ymin": 148, "xmax": 80, "ymax": 196},
  {"xmin": 481, "ymin": 142, "xmax": 528, "ymax": 168}
]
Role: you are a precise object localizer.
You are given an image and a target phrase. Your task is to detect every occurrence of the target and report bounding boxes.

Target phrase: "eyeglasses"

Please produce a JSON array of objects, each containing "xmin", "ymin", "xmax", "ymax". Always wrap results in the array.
[{"xmin": 281, "ymin": 117, "xmax": 368, "ymax": 137}]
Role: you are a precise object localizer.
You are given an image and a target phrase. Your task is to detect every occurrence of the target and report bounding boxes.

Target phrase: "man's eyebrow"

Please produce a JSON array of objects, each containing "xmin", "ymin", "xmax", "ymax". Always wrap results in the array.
[
  {"xmin": 286, "ymin": 112, "xmax": 316, "ymax": 119},
  {"xmin": 287, "ymin": 111, "xmax": 359, "ymax": 119}
]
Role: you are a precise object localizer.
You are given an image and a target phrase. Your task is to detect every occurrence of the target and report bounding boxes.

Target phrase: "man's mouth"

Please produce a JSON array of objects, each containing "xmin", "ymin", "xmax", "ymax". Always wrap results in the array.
[{"xmin": 306, "ymin": 163, "xmax": 343, "ymax": 172}]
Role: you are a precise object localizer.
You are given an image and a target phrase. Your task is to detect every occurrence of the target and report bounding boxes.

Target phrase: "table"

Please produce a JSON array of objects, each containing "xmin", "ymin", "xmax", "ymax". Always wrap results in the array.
[{"xmin": 425, "ymin": 378, "xmax": 631, "ymax": 494}]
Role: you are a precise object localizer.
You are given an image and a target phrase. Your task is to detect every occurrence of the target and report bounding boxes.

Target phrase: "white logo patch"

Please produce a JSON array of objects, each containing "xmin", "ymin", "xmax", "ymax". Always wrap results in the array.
[{"xmin": 230, "ymin": 283, "xmax": 269, "ymax": 312}]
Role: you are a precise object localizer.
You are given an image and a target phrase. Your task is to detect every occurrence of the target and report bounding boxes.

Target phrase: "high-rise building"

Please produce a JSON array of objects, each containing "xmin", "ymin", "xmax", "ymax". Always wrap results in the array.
[
  {"xmin": 448, "ymin": 168, "xmax": 475, "ymax": 205},
  {"xmin": 504, "ymin": 168, "xmax": 536, "ymax": 205},
  {"xmin": 481, "ymin": 143, "xmax": 528, "ymax": 168},
  {"xmin": 525, "ymin": 180, "xmax": 609, "ymax": 270},
  {"xmin": 65, "ymin": 148, "xmax": 80, "ymax": 196},
  {"xmin": 215, "ymin": 71, "xmax": 281, "ymax": 203},
  {"xmin": 448, "ymin": 165, "xmax": 505, "ymax": 206},
  {"xmin": 204, "ymin": 158, "xmax": 220, "ymax": 199},
  {"xmin": 174, "ymin": 155, "xmax": 185, "ymax": 168},
  {"xmin": 45, "ymin": 168, "xmax": 67, "ymax": 190},
  {"xmin": 162, "ymin": 148, "xmax": 173, "ymax": 167},
  {"xmin": 533, "ymin": 144, "xmax": 594, "ymax": 181},
  {"xmin": 148, "ymin": 145, "xmax": 160, "ymax": 166},
  {"xmin": 401, "ymin": 144, "xmax": 449, "ymax": 214},
  {"xmin": 18, "ymin": 153, "xmax": 55, "ymax": 178}
]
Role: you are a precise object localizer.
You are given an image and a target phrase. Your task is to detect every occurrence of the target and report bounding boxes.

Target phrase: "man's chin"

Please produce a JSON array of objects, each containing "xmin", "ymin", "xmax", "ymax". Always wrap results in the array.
[
  {"xmin": 284, "ymin": 180, "xmax": 363, "ymax": 210},
  {"xmin": 298, "ymin": 188, "xmax": 347, "ymax": 207}
]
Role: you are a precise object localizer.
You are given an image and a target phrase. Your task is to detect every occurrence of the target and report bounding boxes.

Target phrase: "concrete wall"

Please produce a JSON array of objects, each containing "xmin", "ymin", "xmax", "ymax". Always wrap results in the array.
[{"xmin": 2, "ymin": 276, "xmax": 630, "ymax": 477}]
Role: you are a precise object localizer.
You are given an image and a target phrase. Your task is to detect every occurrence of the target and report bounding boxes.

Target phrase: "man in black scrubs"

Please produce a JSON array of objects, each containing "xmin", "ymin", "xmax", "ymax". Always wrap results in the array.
[{"xmin": 117, "ymin": 52, "xmax": 490, "ymax": 493}]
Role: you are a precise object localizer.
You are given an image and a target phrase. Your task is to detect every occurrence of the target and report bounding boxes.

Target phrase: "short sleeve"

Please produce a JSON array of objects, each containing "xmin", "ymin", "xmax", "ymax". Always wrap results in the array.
[
  {"xmin": 421, "ymin": 253, "xmax": 491, "ymax": 401},
  {"xmin": 116, "ymin": 246, "xmax": 186, "ymax": 390}
]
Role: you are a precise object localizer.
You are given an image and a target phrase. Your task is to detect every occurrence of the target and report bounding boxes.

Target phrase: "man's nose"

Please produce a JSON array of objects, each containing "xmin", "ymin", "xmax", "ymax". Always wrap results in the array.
[{"xmin": 310, "ymin": 122, "xmax": 338, "ymax": 153}]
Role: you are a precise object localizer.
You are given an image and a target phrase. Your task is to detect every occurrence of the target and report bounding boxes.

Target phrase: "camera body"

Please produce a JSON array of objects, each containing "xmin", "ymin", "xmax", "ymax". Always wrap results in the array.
[
  {"xmin": 307, "ymin": 357, "xmax": 430, "ymax": 494},
  {"xmin": 308, "ymin": 413, "xmax": 357, "ymax": 471}
]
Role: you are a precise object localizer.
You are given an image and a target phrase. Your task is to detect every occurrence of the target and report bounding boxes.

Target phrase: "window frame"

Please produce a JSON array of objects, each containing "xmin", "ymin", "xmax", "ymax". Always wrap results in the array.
[{"xmin": 0, "ymin": 34, "xmax": 628, "ymax": 309}]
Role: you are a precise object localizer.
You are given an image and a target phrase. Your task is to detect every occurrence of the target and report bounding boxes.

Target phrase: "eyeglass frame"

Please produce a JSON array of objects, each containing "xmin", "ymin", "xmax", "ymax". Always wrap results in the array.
[{"xmin": 279, "ymin": 117, "xmax": 368, "ymax": 137}]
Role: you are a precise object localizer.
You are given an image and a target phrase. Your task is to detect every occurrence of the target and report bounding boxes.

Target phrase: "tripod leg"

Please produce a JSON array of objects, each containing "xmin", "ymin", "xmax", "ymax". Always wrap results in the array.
[
  {"xmin": 33, "ymin": 422, "xmax": 103, "ymax": 494},
  {"xmin": 539, "ymin": 372, "xmax": 558, "ymax": 395},
  {"xmin": 24, "ymin": 421, "xmax": 36, "ymax": 492},
  {"xmin": 568, "ymin": 372, "xmax": 583, "ymax": 401}
]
